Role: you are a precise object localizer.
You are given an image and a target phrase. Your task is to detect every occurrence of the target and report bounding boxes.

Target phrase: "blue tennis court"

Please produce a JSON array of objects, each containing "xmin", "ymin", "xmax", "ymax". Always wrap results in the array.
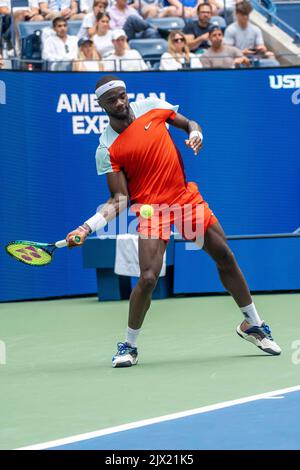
[{"xmin": 19, "ymin": 386, "xmax": 300, "ymax": 450}]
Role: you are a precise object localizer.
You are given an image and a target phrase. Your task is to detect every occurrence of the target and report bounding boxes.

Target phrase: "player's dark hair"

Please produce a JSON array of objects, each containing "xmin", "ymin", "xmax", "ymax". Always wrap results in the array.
[{"xmin": 95, "ymin": 75, "xmax": 120, "ymax": 91}]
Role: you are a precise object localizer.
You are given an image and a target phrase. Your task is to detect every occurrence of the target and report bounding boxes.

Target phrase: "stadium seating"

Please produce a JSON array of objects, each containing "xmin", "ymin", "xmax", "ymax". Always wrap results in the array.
[
  {"xmin": 275, "ymin": 1, "xmax": 300, "ymax": 33},
  {"xmin": 18, "ymin": 20, "xmax": 82, "ymax": 39},
  {"xmin": 147, "ymin": 16, "xmax": 185, "ymax": 39},
  {"xmin": 210, "ymin": 16, "xmax": 227, "ymax": 30},
  {"xmin": 128, "ymin": 38, "xmax": 168, "ymax": 68}
]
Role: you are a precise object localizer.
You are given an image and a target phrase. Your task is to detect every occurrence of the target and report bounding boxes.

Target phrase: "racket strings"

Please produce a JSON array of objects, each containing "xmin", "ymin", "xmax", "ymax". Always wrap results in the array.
[{"xmin": 6, "ymin": 243, "xmax": 53, "ymax": 266}]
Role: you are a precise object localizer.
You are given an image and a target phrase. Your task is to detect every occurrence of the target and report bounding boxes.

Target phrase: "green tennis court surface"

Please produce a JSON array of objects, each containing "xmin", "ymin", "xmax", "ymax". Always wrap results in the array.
[{"xmin": 0, "ymin": 294, "xmax": 299, "ymax": 450}]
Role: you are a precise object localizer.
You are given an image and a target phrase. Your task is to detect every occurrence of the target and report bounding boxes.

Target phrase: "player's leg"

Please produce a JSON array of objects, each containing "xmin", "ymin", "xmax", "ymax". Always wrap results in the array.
[
  {"xmin": 203, "ymin": 221, "xmax": 281, "ymax": 355},
  {"xmin": 112, "ymin": 237, "xmax": 167, "ymax": 368},
  {"xmin": 203, "ymin": 222, "xmax": 252, "ymax": 307}
]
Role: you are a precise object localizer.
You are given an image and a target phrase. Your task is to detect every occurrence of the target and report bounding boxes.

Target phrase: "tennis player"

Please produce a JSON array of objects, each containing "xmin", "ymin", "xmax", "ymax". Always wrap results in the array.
[{"xmin": 66, "ymin": 76, "xmax": 281, "ymax": 367}]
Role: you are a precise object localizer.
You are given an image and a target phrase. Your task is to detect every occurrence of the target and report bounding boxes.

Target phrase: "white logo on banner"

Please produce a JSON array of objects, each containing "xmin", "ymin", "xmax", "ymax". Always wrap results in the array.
[
  {"xmin": 56, "ymin": 92, "xmax": 166, "ymax": 135},
  {"xmin": 269, "ymin": 74, "xmax": 300, "ymax": 89},
  {"xmin": 0, "ymin": 80, "xmax": 6, "ymax": 105}
]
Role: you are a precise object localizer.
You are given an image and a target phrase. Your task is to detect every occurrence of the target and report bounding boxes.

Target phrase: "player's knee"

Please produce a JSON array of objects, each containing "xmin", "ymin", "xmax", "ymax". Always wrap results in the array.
[
  {"xmin": 216, "ymin": 246, "xmax": 236, "ymax": 270},
  {"xmin": 140, "ymin": 270, "xmax": 158, "ymax": 292}
]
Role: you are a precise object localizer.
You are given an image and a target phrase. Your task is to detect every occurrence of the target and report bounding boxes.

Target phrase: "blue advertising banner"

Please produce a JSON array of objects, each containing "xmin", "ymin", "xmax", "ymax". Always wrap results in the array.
[{"xmin": 0, "ymin": 68, "xmax": 300, "ymax": 301}]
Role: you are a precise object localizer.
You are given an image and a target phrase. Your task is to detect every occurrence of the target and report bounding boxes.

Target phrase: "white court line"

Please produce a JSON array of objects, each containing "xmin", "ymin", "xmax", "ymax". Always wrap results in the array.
[{"xmin": 17, "ymin": 384, "xmax": 300, "ymax": 450}]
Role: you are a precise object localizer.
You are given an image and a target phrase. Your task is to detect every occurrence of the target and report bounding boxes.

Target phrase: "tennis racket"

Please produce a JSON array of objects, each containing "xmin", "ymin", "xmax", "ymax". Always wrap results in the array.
[{"xmin": 5, "ymin": 236, "xmax": 81, "ymax": 267}]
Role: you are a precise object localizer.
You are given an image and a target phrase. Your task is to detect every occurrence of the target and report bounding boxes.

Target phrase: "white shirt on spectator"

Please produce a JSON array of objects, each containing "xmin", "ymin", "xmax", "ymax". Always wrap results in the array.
[
  {"xmin": 224, "ymin": 22, "xmax": 264, "ymax": 50},
  {"xmin": 79, "ymin": 0, "xmax": 94, "ymax": 12},
  {"xmin": 93, "ymin": 30, "xmax": 114, "ymax": 57},
  {"xmin": 77, "ymin": 11, "xmax": 96, "ymax": 39},
  {"xmin": 160, "ymin": 52, "xmax": 202, "ymax": 70},
  {"xmin": 39, "ymin": 0, "xmax": 73, "ymax": 11},
  {"xmin": 42, "ymin": 34, "xmax": 78, "ymax": 62},
  {"xmin": 3, "ymin": 0, "xmax": 39, "ymax": 11},
  {"xmin": 103, "ymin": 49, "xmax": 148, "ymax": 71}
]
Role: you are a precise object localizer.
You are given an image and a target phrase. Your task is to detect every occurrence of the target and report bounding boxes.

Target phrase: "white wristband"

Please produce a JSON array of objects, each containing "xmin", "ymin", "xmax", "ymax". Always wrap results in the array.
[
  {"xmin": 84, "ymin": 213, "xmax": 107, "ymax": 234},
  {"xmin": 189, "ymin": 130, "xmax": 203, "ymax": 142}
]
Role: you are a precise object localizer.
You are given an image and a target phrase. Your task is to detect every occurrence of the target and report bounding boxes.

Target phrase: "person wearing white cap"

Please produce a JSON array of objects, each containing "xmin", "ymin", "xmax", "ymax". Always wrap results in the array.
[{"xmin": 103, "ymin": 29, "xmax": 148, "ymax": 71}]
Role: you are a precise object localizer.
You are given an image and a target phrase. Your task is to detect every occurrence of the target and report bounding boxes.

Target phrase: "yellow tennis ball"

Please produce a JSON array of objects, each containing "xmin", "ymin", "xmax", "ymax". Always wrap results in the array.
[{"xmin": 140, "ymin": 204, "xmax": 154, "ymax": 219}]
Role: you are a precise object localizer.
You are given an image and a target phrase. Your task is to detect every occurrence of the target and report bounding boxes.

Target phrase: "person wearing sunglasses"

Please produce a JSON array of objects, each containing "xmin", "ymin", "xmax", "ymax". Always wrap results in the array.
[{"xmin": 160, "ymin": 31, "xmax": 202, "ymax": 70}]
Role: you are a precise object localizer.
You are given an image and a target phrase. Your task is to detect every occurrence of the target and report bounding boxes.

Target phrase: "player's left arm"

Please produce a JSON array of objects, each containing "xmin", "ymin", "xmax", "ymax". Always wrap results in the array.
[{"xmin": 167, "ymin": 112, "xmax": 203, "ymax": 155}]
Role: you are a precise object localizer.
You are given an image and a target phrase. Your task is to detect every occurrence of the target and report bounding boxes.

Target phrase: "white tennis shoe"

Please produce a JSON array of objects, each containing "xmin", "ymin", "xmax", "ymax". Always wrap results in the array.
[{"xmin": 237, "ymin": 320, "xmax": 282, "ymax": 355}]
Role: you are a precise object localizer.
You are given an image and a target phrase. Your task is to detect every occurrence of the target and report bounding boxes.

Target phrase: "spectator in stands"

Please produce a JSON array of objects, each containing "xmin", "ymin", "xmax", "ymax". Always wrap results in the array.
[
  {"xmin": 77, "ymin": 0, "xmax": 108, "ymax": 39},
  {"xmin": 103, "ymin": 28, "xmax": 148, "ymax": 71},
  {"xmin": 39, "ymin": 0, "xmax": 84, "ymax": 21},
  {"xmin": 183, "ymin": 3, "xmax": 213, "ymax": 52},
  {"xmin": 93, "ymin": 12, "xmax": 114, "ymax": 58},
  {"xmin": 107, "ymin": 0, "xmax": 140, "ymax": 29},
  {"xmin": 42, "ymin": 16, "xmax": 78, "ymax": 70},
  {"xmin": 224, "ymin": 1, "xmax": 278, "ymax": 62},
  {"xmin": 160, "ymin": 30, "xmax": 202, "ymax": 70},
  {"xmin": 200, "ymin": 25, "xmax": 250, "ymax": 68},
  {"xmin": 0, "ymin": 0, "xmax": 12, "ymax": 49},
  {"xmin": 132, "ymin": 0, "xmax": 177, "ymax": 19},
  {"xmin": 168, "ymin": 0, "xmax": 207, "ymax": 19},
  {"xmin": 80, "ymin": 0, "xmax": 96, "ymax": 14},
  {"xmin": 73, "ymin": 37, "xmax": 103, "ymax": 70},
  {"xmin": 10, "ymin": 1, "xmax": 44, "ymax": 55},
  {"xmin": 0, "ymin": 52, "xmax": 3, "ymax": 68}
]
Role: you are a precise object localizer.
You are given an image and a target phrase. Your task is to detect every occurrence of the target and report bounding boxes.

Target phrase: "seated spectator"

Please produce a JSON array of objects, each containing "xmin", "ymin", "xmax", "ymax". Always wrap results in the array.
[
  {"xmin": 224, "ymin": 1, "xmax": 278, "ymax": 62},
  {"xmin": 168, "ymin": 0, "xmax": 206, "ymax": 19},
  {"xmin": 92, "ymin": 12, "xmax": 114, "ymax": 57},
  {"xmin": 42, "ymin": 16, "xmax": 78, "ymax": 70},
  {"xmin": 183, "ymin": 3, "xmax": 213, "ymax": 52},
  {"xmin": 123, "ymin": 13, "xmax": 160, "ymax": 40},
  {"xmin": 200, "ymin": 25, "xmax": 250, "ymax": 68},
  {"xmin": 39, "ymin": 0, "xmax": 84, "ymax": 21},
  {"xmin": 107, "ymin": 0, "xmax": 140, "ymax": 29},
  {"xmin": 73, "ymin": 37, "xmax": 104, "ymax": 70},
  {"xmin": 103, "ymin": 28, "xmax": 148, "ymax": 71},
  {"xmin": 79, "ymin": 0, "xmax": 95, "ymax": 14},
  {"xmin": 132, "ymin": 0, "xmax": 177, "ymax": 19},
  {"xmin": 77, "ymin": 0, "xmax": 108, "ymax": 39},
  {"xmin": 11, "ymin": 0, "xmax": 44, "ymax": 55},
  {"xmin": 160, "ymin": 30, "xmax": 202, "ymax": 70},
  {"xmin": 0, "ymin": 0, "xmax": 12, "ymax": 49},
  {"xmin": 0, "ymin": 52, "xmax": 3, "ymax": 68}
]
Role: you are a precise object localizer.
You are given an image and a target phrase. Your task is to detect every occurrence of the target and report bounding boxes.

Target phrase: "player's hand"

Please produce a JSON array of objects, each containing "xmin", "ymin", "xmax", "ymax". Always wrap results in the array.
[
  {"xmin": 185, "ymin": 135, "xmax": 203, "ymax": 155},
  {"xmin": 66, "ymin": 228, "xmax": 88, "ymax": 248}
]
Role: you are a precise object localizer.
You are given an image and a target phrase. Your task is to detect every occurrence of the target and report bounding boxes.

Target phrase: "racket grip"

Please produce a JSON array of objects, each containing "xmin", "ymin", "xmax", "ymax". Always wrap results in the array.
[
  {"xmin": 56, "ymin": 236, "xmax": 81, "ymax": 249},
  {"xmin": 55, "ymin": 240, "xmax": 68, "ymax": 248}
]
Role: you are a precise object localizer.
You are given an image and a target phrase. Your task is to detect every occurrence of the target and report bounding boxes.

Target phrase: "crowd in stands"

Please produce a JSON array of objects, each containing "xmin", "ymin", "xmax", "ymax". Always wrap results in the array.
[{"xmin": 0, "ymin": 0, "xmax": 280, "ymax": 70}]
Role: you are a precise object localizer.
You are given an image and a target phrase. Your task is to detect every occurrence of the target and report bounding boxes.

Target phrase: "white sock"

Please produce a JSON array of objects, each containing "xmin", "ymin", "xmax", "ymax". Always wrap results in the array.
[
  {"xmin": 240, "ymin": 303, "xmax": 262, "ymax": 327},
  {"xmin": 126, "ymin": 326, "xmax": 141, "ymax": 348}
]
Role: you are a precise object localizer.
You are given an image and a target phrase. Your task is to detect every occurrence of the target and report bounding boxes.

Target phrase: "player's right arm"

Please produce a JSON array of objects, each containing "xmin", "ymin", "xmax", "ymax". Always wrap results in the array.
[{"xmin": 66, "ymin": 171, "xmax": 129, "ymax": 247}]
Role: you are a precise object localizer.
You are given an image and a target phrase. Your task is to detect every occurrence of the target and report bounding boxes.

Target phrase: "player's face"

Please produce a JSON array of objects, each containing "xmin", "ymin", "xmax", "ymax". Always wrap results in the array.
[{"xmin": 100, "ymin": 88, "xmax": 130, "ymax": 119}]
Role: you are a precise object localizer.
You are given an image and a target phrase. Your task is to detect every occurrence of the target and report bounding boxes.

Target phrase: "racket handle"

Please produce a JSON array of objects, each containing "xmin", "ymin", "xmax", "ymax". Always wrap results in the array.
[
  {"xmin": 55, "ymin": 240, "xmax": 68, "ymax": 248},
  {"xmin": 55, "ymin": 236, "xmax": 81, "ymax": 248}
]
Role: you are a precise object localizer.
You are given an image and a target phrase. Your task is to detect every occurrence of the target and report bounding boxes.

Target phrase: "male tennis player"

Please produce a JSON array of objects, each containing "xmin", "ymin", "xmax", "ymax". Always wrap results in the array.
[{"xmin": 66, "ymin": 75, "xmax": 281, "ymax": 367}]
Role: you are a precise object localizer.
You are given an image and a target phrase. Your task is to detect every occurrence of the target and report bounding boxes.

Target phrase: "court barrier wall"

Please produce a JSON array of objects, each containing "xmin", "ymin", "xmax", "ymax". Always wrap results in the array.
[{"xmin": 0, "ymin": 68, "xmax": 300, "ymax": 301}]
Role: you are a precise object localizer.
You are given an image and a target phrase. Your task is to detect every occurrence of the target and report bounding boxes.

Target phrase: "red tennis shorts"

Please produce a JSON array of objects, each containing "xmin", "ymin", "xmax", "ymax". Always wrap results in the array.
[{"xmin": 135, "ymin": 182, "xmax": 218, "ymax": 241}]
